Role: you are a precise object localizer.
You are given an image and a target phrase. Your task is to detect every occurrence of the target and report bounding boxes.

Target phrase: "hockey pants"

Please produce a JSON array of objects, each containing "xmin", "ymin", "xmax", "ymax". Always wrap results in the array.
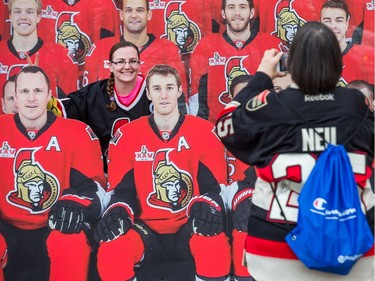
[{"xmin": 97, "ymin": 230, "xmax": 231, "ymax": 281}]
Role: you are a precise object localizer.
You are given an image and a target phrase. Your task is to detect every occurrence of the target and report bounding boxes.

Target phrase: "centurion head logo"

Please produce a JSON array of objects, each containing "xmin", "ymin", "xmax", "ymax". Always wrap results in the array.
[
  {"xmin": 147, "ymin": 149, "xmax": 193, "ymax": 212},
  {"xmin": 163, "ymin": 1, "xmax": 201, "ymax": 54},
  {"xmin": 7, "ymin": 148, "xmax": 59, "ymax": 213},
  {"xmin": 56, "ymin": 12, "xmax": 92, "ymax": 65},
  {"xmin": 272, "ymin": 0, "xmax": 305, "ymax": 47},
  {"xmin": 219, "ymin": 56, "xmax": 249, "ymax": 105}
]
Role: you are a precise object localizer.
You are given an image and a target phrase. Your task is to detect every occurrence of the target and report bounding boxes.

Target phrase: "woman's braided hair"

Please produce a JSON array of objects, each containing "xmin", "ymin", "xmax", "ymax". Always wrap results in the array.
[{"xmin": 106, "ymin": 72, "xmax": 116, "ymax": 111}]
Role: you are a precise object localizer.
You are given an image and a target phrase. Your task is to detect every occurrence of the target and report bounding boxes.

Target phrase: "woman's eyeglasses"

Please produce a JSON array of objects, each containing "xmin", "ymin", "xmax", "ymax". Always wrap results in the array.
[{"xmin": 111, "ymin": 59, "xmax": 140, "ymax": 68}]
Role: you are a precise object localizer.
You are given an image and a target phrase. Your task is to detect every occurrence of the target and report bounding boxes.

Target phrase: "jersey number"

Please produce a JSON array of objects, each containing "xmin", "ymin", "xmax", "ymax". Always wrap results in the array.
[{"xmin": 267, "ymin": 152, "xmax": 366, "ymax": 222}]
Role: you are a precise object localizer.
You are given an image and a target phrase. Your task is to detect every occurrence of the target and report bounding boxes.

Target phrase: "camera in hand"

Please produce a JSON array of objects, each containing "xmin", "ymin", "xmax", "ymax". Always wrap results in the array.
[{"xmin": 278, "ymin": 53, "xmax": 288, "ymax": 72}]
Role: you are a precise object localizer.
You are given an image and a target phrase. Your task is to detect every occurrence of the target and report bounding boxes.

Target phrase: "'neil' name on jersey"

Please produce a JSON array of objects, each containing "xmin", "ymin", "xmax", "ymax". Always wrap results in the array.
[{"xmin": 302, "ymin": 127, "xmax": 336, "ymax": 151}]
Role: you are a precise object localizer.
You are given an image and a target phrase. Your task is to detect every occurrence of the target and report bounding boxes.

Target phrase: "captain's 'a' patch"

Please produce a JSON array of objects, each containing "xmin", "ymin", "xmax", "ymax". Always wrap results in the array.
[{"xmin": 245, "ymin": 90, "xmax": 270, "ymax": 111}]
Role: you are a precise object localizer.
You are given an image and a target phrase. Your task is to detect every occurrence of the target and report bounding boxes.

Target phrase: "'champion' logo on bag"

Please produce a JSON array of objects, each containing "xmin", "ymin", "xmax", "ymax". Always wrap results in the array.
[
  {"xmin": 313, "ymin": 198, "xmax": 327, "ymax": 210},
  {"xmin": 311, "ymin": 198, "xmax": 357, "ymax": 221}
]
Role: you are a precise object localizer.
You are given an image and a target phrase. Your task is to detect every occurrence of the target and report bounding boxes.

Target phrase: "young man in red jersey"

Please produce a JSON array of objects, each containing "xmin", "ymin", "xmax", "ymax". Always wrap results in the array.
[
  {"xmin": 320, "ymin": 0, "xmax": 373, "ymax": 84},
  {"xmin": 189, "ymin": 0, "xmax": 281, "ymax": 122},
  {"xmin": 94, "ymin": 64, "xmax": 231, "ymax": 281},
  {"xmin": 0, "ymin": 65, "xmax": 106, "ymax": 281},
  {"xmin": 0, "ymin": 0, "xmax": 79, "ymax": 99}
]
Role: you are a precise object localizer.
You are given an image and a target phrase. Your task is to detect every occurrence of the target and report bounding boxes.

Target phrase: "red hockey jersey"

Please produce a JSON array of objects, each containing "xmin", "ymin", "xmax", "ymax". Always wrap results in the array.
[
  {"xmin": 0, "ymin": 38, "xmax": 79, "ymax": 112},
  {"xmin": 190, "ymin": 31, "xmax": 281, "ymax": 124},
  {"xmin": 107, "ymin": 114, "xmax": 227, "ymax": 234},
  {"xmin": 342, "ymin": 43, "xmax": 373, "ymax": 84},
  {"xmin": 0, "ymin": 113, "xmax": 105, "ymax": 230}
]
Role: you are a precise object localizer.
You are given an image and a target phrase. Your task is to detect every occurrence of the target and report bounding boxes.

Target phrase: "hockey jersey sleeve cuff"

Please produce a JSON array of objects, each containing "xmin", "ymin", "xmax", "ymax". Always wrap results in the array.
[
  {"xmin": 103, "ymin": 202, "xmax": 134, "ymax": 222},
  {"xmin": 233, "ymin": 72, "xmax": 274, "ymax": 104}
]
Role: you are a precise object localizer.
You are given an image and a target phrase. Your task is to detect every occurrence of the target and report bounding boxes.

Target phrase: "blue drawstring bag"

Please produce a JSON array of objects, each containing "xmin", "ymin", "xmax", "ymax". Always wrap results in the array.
[{"xmin": 285, "ymin": 144, "xmax": 374, "ymax": 275}]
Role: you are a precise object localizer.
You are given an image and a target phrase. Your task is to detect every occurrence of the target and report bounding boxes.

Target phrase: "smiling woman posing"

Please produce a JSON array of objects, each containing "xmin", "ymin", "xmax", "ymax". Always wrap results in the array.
[{"xmin": 49, "ymin": 41, "xmax": 152, "ymax": 171}]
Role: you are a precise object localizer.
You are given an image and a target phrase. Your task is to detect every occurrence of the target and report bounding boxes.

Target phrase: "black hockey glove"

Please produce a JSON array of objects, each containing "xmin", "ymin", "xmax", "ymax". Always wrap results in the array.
[
  {"xmin": 187, "ymin": 195, "xmax": 224, "ymax": 236},
  {"xmin": 93, "ymin": 205, "xmax": 132, "ymax": 243},
  {"xmin": 48, "ymin": 199, "xmax": 91, "ymax": 234},
  {"xmin": 231, "ymin": 188, "xmax": 253, "ymax": 232}
]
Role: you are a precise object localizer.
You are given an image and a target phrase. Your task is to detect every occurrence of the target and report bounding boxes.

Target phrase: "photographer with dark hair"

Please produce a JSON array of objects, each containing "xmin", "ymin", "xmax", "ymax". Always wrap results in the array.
[{"xmin": 216, "ymin": 21, "xmax": 374, "ymax": 281}]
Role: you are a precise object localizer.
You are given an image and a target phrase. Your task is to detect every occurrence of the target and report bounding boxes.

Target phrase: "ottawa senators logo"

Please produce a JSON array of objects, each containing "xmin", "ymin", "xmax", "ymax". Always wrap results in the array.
[
  {"xmin": 219, "ymin": 56, "xmax": 249, "ymax": 105},
  {"xmin": 272, "ymin": 0, "xmax": 305, "ymax": 48},
  {"xmin": 56, "ymin": 12, "xmax": 92, "ymax": 65},
  {"xmin": 147, "ymin": 149, "xmax": 193, "ymax": 212},
  {"xmin": 7, "ymin": 148, "xmax": 59, "ymax": 213},
  {"xmin": 162, "ymin": 1, "xmax": 201, "ymax": 54}
]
